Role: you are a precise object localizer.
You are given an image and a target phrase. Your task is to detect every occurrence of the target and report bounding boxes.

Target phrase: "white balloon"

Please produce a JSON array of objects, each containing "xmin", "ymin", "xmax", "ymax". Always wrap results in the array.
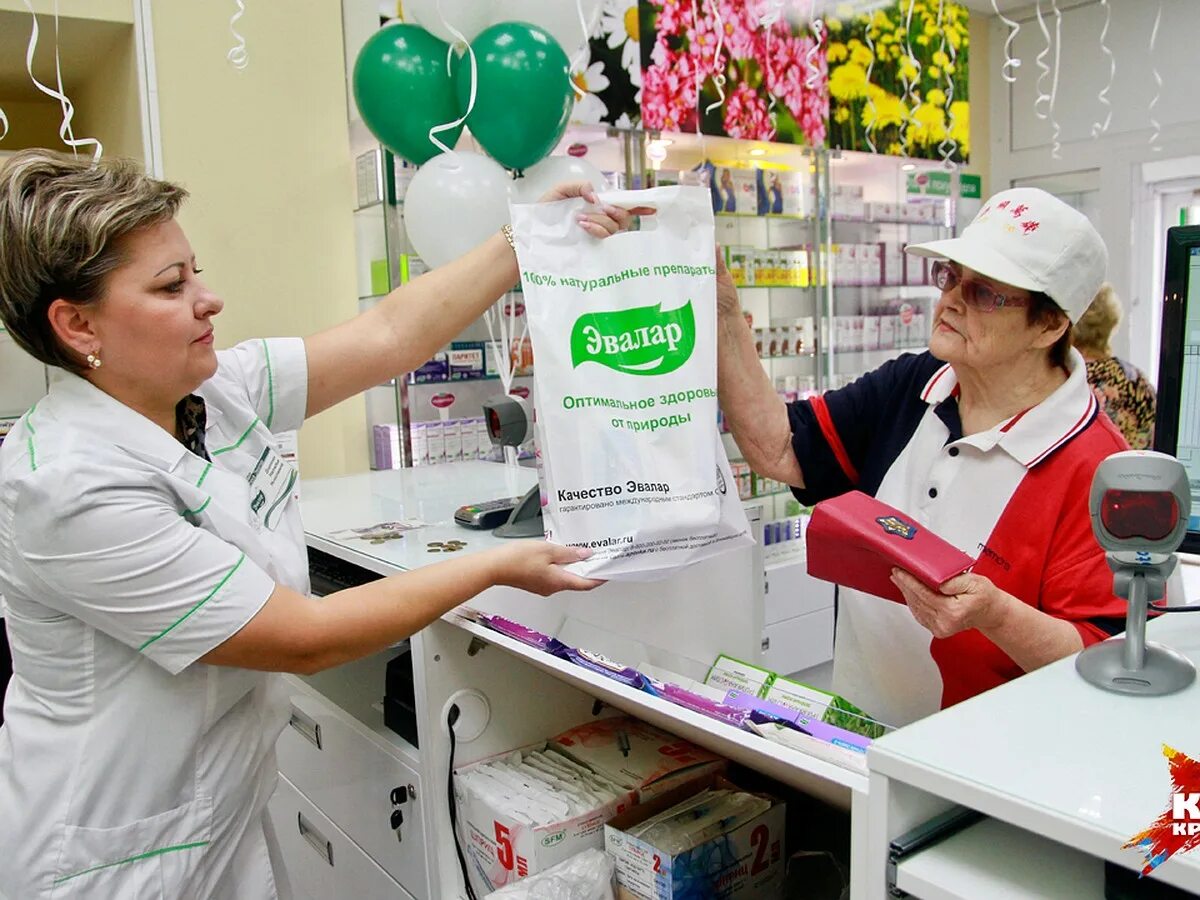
[
  {"xmin": 404, "ymin": 152, "xmax": 513, "ymax": 268},
  {"xmin": 513, "ymin": 154, "xmax": 610, "ymax": 203},
  {"xmin": 405, "ymin": 0, "xmax": 496, "ymax": 45},
  {"xmin": 493, "ymin": 0, "xmax": 603, "ymax": 58}
]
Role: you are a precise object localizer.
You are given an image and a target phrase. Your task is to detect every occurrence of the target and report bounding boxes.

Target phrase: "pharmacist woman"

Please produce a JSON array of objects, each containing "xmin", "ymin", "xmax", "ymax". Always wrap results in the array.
[
  {"xmin": 715, "ymin": 188, "xmax": 1130, "ymax": 727},
  {"xmin": 0, "ymin": 150, "xmax": 639, "ymax": 899}
]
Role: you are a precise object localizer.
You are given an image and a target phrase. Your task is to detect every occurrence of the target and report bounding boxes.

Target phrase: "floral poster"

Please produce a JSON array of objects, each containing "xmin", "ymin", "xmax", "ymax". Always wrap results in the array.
[
  {"xmin": 639, "ymin": 0, "xmax": 828, "ymax": 146},
  {"xmin": 825, "ymin": 1, "xmax": 970, "ymax": 161},
  {"xmin": 572, "ymin": 0, "xmax": 644, "ymax": 127}
]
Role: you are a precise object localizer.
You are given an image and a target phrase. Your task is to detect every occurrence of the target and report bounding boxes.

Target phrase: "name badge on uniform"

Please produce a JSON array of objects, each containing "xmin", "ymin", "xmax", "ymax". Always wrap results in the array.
[{"xmin": 246, "ymin": 443, "xmax": 298, "ymax": 531}]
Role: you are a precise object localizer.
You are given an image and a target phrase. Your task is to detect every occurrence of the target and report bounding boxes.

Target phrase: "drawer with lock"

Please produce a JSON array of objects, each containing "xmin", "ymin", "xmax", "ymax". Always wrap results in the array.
[
  {"xmin": 276, "ymin": 679, "xmax": 428, "ymax": 899},
  {"xmin": 269, "ymin": 773, "xmax": 416, "ymax": 900}
]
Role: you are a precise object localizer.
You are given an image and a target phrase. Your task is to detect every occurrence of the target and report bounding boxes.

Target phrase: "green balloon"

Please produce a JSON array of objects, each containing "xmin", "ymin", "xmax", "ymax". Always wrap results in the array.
[
  {"xmin": 457, "ymin": 22, "xmax": 574, "ymax": 173},
  {"xmin": 353, "ymin": 23, "xmax": 463, "ymax": 166}
]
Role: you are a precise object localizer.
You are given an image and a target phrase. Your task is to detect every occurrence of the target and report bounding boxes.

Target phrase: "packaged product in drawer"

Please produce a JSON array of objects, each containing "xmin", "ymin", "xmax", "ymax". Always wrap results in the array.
[
  {"xmin": 550, "ymin": 715, "xmax": 725, "ymax": 800},
  {"xmin": 605, "ymin": 773, "xmax": 785, "ymax": 900},
  {"xmin": 454, "ymin": 741, "xmax": 634, "ymax": 897}
]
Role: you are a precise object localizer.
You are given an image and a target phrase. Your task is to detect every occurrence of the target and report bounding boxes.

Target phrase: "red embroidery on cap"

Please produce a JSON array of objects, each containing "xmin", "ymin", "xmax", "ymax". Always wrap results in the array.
[
  {"xmin": 997, "ymin": 200, "xmax": 1011, "ymax": 210},
  {"xmin": 1011, "ymin": 204, "xmax": 1028, "ymax": 217},
  {"xmin": 1021, "ymin": 220, "xmax": 1040, "ymax": 234}
]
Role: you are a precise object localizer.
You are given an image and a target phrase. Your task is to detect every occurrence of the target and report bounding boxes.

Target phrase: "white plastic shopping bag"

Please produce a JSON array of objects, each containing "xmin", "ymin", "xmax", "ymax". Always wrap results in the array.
[{"xmin": 510, "ymin": 185, "xmax": 752, "ymax": 580}]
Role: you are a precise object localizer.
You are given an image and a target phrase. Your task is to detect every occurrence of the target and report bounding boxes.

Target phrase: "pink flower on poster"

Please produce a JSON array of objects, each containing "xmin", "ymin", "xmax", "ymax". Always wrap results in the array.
[
  {"xmin": 641, "ymin": 43, "xmax": 699, "ymax": 132},
  {"xmin": 641, "ymin": 0, "xmax": 829, "ymax": 147},
  {"xmin": 724, "ymin": 82, "xmax": 775, "ymax": 140}
]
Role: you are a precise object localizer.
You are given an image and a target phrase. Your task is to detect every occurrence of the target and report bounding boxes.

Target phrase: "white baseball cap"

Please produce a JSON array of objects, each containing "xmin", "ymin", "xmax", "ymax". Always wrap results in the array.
[{"xmin": 905, "ymin": 187, "xmax": 1108, "ymax": 322}]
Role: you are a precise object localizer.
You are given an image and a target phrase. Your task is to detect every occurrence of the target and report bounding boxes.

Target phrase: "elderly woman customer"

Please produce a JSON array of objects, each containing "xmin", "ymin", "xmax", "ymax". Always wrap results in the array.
[
  {"xmin": 1073, "ymin": 283, "xmax": 1157, "ymax": 449},
  {"xmin": 0, "ymin": 150, "xmax": 644, "ymax": 899},
  {"xmin": 716, "ymin": 188, "xmax": 1129, "ymax": 727}
]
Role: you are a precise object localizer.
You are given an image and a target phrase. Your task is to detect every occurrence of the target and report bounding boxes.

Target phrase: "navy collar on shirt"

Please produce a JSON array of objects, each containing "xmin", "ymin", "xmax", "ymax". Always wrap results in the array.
[{"xmin": 919, "ymin": 347, "xmax": 1098, "ymax": 468}]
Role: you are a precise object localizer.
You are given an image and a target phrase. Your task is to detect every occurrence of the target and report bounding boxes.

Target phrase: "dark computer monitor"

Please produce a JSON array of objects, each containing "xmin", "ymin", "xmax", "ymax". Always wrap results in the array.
[{"xmin": 1153, "ymin": 225, "xmax": 1200, "ymax": 554}]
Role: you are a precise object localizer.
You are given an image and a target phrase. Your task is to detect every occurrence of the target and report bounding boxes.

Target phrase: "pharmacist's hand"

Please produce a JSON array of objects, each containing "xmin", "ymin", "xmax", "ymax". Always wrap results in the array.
[
  {"xmin": 891, "ymin": 569, "xmax": 1006, "ymax": 639},
  {"xmin": 491, "ymin": 541, "xmax": 605, "ymax": 596},
  {"xmin": 538, "ymin": 181, "xmax": 656, "ymax": 239},
  {"xmin": 714, "ymin": 246, "xmax": 742, "ymax": 317}
]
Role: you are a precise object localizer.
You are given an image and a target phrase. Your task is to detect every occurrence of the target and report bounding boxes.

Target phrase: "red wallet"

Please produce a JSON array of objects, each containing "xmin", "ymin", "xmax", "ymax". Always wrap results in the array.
[{"xmin": 806, "ymin": 491, "xmax": 976, "ymax": 603}]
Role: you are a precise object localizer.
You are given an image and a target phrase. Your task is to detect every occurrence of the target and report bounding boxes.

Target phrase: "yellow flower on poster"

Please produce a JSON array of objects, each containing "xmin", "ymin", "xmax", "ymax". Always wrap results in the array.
[
  {"xmin": 825, "ymin": 0, "xmax": 971, "ymax": 163},
  {"xmin": 829, "ymin": 63, "xmax": 870, "ymax": 102}
]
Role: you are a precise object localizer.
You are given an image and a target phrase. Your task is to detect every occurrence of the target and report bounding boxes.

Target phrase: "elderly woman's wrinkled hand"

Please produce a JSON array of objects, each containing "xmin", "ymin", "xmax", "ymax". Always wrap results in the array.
[
  {"xmin": 538, "ymin": 181, "xmax": 656, "ymax": 239},
  {"xmin": 714, "ymin": 246, "xmax": 741, "ymax": 317},
  {"xmin": 890, "ymin": 569, "xmax": 1007, "ymax": 639}
]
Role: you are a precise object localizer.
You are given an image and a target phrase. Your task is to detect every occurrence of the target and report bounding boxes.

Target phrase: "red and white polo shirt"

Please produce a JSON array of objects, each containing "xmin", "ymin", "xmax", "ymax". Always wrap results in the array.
[{"xmin": 789, "ymin": 348, "xmax": 1129, "ymax": 726}]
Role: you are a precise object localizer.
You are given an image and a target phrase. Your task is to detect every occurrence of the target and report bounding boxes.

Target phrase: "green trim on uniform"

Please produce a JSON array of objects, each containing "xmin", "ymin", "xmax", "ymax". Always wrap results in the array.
[
  {"xmin": 210, "ymin": 418, "xmax": 259, "ymax": 456},
  {"xmin": 196, "ymin": 463, "xmax": 213, "ymax": 487},
  {"xmin": 181, "ymin": 496, "xmax": 211, "ymax": 517},
  {"xmin": 261, "ymin": 339, "xmax": 275, "ymax": 428},
  {"xmin": 23, "ymin": 402, "xmax": 38, "ymax": 471},
  {"xmin": 52, "ymin": 841, "xmax": 211, "ymax": 885},
  {"xmin": 139, "ymin": 554, "xmax": 246, "ymax": 651}
]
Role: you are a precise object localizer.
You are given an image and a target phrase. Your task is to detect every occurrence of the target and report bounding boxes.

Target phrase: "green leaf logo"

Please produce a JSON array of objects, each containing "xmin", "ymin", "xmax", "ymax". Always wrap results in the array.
[{"xmin": 570, "ymin": 301, "xmax": 696, "ymax": 376}]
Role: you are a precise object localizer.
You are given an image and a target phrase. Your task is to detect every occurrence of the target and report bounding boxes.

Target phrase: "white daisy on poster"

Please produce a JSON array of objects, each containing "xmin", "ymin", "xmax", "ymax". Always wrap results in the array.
[
  {"xmin": 571, "ymin": 58, "xmax": 612, "ymax": 124},
  {"xmin": 600, "ymin": 0, "xmax": 642, "ymax": 87}
]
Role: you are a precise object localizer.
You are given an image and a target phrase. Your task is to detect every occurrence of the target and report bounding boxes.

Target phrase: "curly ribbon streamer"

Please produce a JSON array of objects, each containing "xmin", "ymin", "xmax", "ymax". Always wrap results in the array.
[
  {"xmin": 804, "ymin": 13, "xmax": 825, "ymax": 91},
  {"xmin": 1033, "ymin": 0, "xmax": 1052, "ymax": 120},
  {"xmin": 1048, "ymin": 0, "xmax": 1062, "ymax": 159},
  {"xmin": 428, "ymin": 0, "xmax": 478, "ymax": 157},
  {"xmin": 1090, "ymin": 0, "xmax": 1113, "ymax": 137},
  {"xmin": 935, "ymin": 0, "xmax": 957, "ymax": 168},
  {"xmin": 0, "ymin": 107, "xmax": 8, "ymax": 142},
  {"xmin": 759, "ymin": 0, "xmax": 785, "ymax": 131},
  {"xmin": 1148, "ymin": 2, "xmax": 1163, "ymax": 152},
  {"xmin": 862, "ymin": 7, "xmax": 878, "ymax": 153},
  {"xmin": 990, "ymin": 0, "xmax": 1020, "ymax": 83},
  {"xmin": 483, "ymin": 299, "xmax": 527, "ymax": 404},
  {"xmin": 569, "ymin": 0, "xmax": 589, "ymax": 100},
  {"xmin": 22, "ymin": 0, "xmax": 102, "ymax": 160},
  {"xmin": 703, "ymin": 0, "xmax": 727, "ymax": 118},
  {"xmin": 226, "ymin": 0, "xmax": 248, "ymax": 70},
  {"xmin": 899, "ymin": 0, "xmax": 922, "ymax": 157}
]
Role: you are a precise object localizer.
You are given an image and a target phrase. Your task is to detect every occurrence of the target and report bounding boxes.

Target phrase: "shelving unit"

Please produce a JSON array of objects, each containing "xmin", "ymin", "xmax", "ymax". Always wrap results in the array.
[{"xmin": 893, "ymin": 817, "xmax": 1103, "ymax": 900}]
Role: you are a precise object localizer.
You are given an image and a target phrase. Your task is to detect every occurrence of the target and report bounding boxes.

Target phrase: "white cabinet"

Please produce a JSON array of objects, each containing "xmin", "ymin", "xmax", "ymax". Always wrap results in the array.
[
  {"xmin": 862, "ymin": 612, "xmax": 1200, "ymax": 898},
  {"xmin": 276, "ymin": 677, "xmax": 428, "ymax": 897},
  {"xmin": 269, "ymin": 774, "xmax": 416, "ymax": 900}
]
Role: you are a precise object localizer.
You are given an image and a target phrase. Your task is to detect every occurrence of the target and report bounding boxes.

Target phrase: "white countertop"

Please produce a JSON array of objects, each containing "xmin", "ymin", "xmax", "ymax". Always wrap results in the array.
[
  {"xmin": 301, "ymin": 460, "xmax": 537, "ymax": 575},
  {"xmin": 870, "ymin": 611, "xmax": 1200, "ymax": 891}
]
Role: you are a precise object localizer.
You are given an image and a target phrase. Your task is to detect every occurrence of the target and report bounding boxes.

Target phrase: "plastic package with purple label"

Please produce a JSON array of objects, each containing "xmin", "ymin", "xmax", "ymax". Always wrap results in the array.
[
  {"xmin": 564, "ymin": 647, "xmax": 654, "ymax": 693},
  {"xmin": 481, "ymin": 615, "xmax": 571, "ymax": 658},
  {"xmin": 658, "ymin": 683, "xmax": 750, "ymax": 728},
  {"xmin": 723, "ymin": 689, "xmax": 871, "ymax": 753}
]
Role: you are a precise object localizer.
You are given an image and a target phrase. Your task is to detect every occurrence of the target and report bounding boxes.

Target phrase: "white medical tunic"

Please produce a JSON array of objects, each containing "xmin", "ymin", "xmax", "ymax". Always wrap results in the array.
[{"xmin": 0, "ymin": 339, "xmax": 309, "ymax": 899}]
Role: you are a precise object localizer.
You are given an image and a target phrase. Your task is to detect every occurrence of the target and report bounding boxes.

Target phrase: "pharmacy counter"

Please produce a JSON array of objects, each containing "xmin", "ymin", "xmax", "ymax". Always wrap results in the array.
[
  {"xmin": 286, "ymin": 460, "xmax": 1200, "ymax": 899},
  {"xmin": 289, "ymin": 461, "xmax": 864, "ymax": 899},
  {"xmin": 863, "ymin": 610, "xmax": 1200, "ymax": 898}
]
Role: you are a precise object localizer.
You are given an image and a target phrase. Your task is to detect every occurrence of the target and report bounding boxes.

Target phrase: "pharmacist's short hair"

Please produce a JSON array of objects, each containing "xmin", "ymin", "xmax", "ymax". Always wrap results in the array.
[
  {"xmin": 1072, "ymin": 282, "xmax": 1122, "ymax": 357},
  {"xmin": 0, "ymin": 149, "xmax": 187, "ymax": 373}
]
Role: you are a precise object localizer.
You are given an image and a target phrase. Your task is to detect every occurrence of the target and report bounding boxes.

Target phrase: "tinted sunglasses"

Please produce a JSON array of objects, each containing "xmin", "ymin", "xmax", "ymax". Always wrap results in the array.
[{"xmin": 930, "ymin": 260, "xmax": 1030, "ymax": 313}]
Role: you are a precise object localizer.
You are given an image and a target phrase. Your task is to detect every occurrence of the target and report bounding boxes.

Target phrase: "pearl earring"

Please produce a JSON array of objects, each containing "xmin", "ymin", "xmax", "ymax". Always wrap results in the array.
[{"xmin": 86, "ymin": 351, "xmax": 102, "ymax": 369}]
